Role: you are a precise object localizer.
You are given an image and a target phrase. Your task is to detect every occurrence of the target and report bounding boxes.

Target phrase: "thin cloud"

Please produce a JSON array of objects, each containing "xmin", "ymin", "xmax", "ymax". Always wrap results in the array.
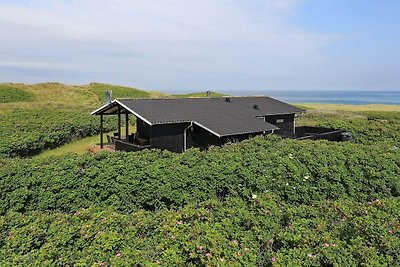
[{"xmin": 0, "ymin": 0, "xmax": 342, "ymax": 90}]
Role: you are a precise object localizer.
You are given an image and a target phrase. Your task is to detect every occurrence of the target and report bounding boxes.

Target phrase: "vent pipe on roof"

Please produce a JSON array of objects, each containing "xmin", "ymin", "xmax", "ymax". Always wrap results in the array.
[
  {"xmin": 105, "ymin": 90, "xmax": 112, "ymax": 104},
  {"xmin": 253, "ymin": 104, "xmax": 259, "ymax": 110}
]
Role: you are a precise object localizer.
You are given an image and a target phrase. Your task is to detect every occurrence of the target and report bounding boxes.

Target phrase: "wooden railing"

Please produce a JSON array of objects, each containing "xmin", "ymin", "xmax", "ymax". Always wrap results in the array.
[
  {"xmin": 278, "ymin": 126, "xmax": 351, "ymax": 142},
  {"xmin": 114, "ymin": 139, "xmax": 151, "ymax": 152}
]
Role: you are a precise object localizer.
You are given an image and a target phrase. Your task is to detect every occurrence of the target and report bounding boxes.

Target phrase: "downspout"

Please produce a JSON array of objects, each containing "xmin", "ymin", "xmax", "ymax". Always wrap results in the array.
[
  {"xmin": 293, "ymin": 117, "xmax": 296, "ymax": 133},
  {"xmin": 183, "ymin": 122, "xmax": 193, "ymax": 152}
]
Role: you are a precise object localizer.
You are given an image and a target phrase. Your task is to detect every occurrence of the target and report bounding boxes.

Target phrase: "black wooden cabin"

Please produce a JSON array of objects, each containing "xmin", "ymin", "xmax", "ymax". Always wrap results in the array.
[{"xmin": 91, "ymin": 96, "xmax": 306, "ymax": 152}]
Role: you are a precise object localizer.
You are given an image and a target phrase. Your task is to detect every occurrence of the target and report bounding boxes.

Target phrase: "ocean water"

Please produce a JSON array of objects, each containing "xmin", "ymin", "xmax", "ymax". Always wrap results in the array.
[{"xmin": 219, "ymin": 90, "xmax": 400, "ymax": 105}]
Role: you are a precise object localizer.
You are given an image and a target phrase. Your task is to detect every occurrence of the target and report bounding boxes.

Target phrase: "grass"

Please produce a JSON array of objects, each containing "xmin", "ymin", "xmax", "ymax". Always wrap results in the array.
[
  {"xmin": 0, "ymin": 82, "xmax": 156, "ymax": 114},
  {"xmin": 34, "ymin": 126, "xmax": 136, "ymax": 158},
  {"xmin": 0, "ymin": 83, "xmax": 98, "ymax": 114},
  {"xmin": 297, "ymin": 103, "xmax": 400, "ymax": 112},
  {"xmin": 87, "ymin": 83, "xmax": 151, "ymax": 101},
  {"xmin": 34, "ymin": 134, "xmax": 102, "ymax": 159},
  {"xmin": 0, "ymin": 84, "xmax": 34, "ymax": 103},
  {"xmin": 172, "ymin": 91, "xmax": 225, "ymax": 98}
]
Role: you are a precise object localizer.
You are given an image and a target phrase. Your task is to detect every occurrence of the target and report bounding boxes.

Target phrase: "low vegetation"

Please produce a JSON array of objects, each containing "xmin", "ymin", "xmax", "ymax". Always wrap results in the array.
[
  {"xmin": 0, "ymin": 83, "xmax": 399, "ymax": 266},
  {"xmin": 87, "ymin": 83, "xmax": 151, "ymax": 100},
  {"xmin": 0, "ymin": 109, "xmax": 117, "ymax": 158},
  {"xmin": 297, "ymin": 109, "xmax": 400, "ymax": 146},
  {"xmin": 1, "ymin": 196, "xmax": 398, "ymax": 266},
  {"xmin": 0, "ymin": 84, "xmax": 33, "ymax": 103},
  {"xmin": 1, "ymin": 136, "xmax": 399, "ymax": 215},
  {"xmin": 300, "ymin": 103, "xmax": 400, "ymax": 112},
  {"xmin": 172, "ymin": 91, "xmax": 224, "ymax": 98},
  {"xmin": 0, "ymin": 135, "xmax": 399, "ymax": 266}
]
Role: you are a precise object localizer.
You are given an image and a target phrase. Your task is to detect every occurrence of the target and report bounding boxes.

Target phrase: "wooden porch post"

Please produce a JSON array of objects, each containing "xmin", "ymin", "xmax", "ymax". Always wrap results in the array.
[
  {"xmin": 125, "ymin": 113, "xmax": 129, "ymax": 140},
  {"xmin": 100, "ymin": 114, "xmax": 104, "ymax": 148},
  {"xmin": 118, "ymin": 106, "xmax": 121, "ymax": 139}
]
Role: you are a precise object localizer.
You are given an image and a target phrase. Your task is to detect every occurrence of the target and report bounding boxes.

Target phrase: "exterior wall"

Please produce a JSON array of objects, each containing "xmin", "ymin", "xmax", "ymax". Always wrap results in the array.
[
  {"xmin": 115, "ymin": 139, "xmax": 150, "ymax": 152},
  {"xmin": 136, "ymin": 118, "xmax": 151, "ymax": 139},
  {"xmin": 189, "ymin": 124, "xmax": 269, "ymax": 150},
  {"xmin": 294, "ymin": 126, "xmax": 347, "ymax": 141},
  {"xmin": 149, "ymin": 122, "xmax": 192, "ymax": 153},
  {"xmin": 189, "ymin": 125, "xmax": 221, "ymax": 149},
  {"xmin": 264, "ymin": 114, "xmax": 295, "ymax": 134},
  {"xmin": 137, "ymin": 118, "xmax": 276, "ymax": 153}
]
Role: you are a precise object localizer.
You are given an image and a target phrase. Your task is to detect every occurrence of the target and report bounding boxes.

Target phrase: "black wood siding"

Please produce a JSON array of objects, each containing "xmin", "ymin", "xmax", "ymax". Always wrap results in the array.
[
  {"xmin": 264, "ymin": 114, "xmax": 295, "ymax": 134},
  {"xmin": 189, "ymin": 125, "xmax": 220, "ymax": 149},
  {"xmin": 136, "ymin": 118, "xmax": 151, "ymax": 139},
  {"xmin": 150, "ymin": 123, "xmax": 192, "ymax": 152},
  {"xmin": 189, "ymin": 124, "xmax": 269, "ymax": 150},
  {"xmin": 136, "ymin": 118, "xmax": 276, "ymax": 152}
]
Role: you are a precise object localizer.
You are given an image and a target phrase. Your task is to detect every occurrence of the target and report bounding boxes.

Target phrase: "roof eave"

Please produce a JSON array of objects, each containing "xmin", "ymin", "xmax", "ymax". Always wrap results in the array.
[
  {"xmin": 218, "ymin": 125, "xmax": 279, "ymax": 137},
  {"xmin": 115, "ymin": 100, "xmax": 153, "ymax": 125},
  {"xmin": 90, "ymin": 99, "xmax": 118, "ymax": 115}
]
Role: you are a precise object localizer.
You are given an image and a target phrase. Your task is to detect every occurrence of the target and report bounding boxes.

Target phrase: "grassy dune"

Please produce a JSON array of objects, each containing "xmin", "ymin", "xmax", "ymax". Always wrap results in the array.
[
  {"xmin": 298, "ymin": 103, "xmax": 400, "ymax": 112},
  {"xmin": 172, "ymin": 91, "xmax": 224, "ymax": 98}
]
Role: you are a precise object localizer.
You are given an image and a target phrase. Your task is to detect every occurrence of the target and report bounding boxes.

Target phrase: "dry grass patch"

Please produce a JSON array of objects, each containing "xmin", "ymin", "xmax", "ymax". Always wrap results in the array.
[{"xmin": 298, "ymin": 103, "xmax": 400, "ymax": 112}]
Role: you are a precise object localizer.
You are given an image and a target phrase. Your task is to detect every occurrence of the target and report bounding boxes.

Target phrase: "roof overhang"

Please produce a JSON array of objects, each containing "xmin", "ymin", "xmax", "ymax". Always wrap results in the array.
[
  {"xmin": 193, "ymin": 120, "xmax": 279, "ymax": 138},
  {"xmin": 91, "ymin": 99, "xmax": 152, "ymax": 125}
]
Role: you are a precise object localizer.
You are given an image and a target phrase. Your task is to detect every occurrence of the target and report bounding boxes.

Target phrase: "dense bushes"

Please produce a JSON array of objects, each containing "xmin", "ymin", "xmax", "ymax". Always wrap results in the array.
[
  {"xmin": 318, "ymin": 118, "xmax": 400, "ymax": 146},
  {"xmin": 298, "ymin": 110, "xmax": 400, "ymax": 145},
  {"xmin": 0, "ymin": 195, "xmax": 398, "ymax": 266},
  {"xmin": 0, "ymin": 85, "xmax": 33, "ymax": 103},
  {"xmin": 1, "ymin": 136, "xmax": 399, "ymax": 215},
  {"xmin": 0, "ymin": 109, "xmax": 116, "ymax": 158}
]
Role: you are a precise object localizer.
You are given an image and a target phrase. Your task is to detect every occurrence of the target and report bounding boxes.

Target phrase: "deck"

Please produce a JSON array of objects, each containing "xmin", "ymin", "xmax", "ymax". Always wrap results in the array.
[
  {"xmin": 106, "ymin": 134, "xmax": 151, "ymax": 152},
  {"xmin": 278, "ymin": 126, "xmax": 352, "ymax": 142}
]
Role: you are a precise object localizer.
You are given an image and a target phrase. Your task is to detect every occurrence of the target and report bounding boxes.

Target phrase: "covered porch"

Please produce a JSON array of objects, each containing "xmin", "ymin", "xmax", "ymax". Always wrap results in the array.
[{"xmin": 92, "ymin": 101, "xmax": 151, "ymax": 152}]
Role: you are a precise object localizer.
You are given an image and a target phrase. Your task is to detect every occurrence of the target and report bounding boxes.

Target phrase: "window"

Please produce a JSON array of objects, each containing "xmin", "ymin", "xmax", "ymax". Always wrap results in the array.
[{"xmin": 276, "ymin": 119, "xmax": 284, "ymax": 123}]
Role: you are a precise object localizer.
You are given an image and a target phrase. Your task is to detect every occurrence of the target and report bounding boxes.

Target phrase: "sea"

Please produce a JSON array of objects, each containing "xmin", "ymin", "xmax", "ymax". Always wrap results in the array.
[{"xmin": 217, "ymin": 90, "xmax": 400, "ymax": 105}]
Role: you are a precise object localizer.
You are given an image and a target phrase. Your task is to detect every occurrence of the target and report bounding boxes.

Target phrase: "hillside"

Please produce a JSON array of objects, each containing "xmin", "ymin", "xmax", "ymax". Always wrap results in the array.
[
  {"xmin": 0, "ymin": 83, "xmax": 216, "ymax": 158},
  {"xmin": 0, "ymin": 83, "xmax": 399, "ymax": 266}
]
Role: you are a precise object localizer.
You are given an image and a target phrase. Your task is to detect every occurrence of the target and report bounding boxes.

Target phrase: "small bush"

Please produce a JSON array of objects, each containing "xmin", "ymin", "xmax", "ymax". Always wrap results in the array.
[{"xmin": 0, "ymin": 85, "xmax": 33, "ymax": 103}]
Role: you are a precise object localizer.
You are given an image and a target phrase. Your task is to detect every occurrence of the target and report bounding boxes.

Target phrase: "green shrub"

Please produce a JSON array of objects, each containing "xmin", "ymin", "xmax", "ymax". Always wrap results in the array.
[
  {"xmin": 298, "ymin": 111, "xmax": 400, "ymax": 145},
  {"xmin": 0, "ymin": 195, "xmax": 398, "ymax": 266},
  {"xmin": 0, "ymin": 85, "xmax": 33, "ymax": 103},
  {"xmin": 0, "ymin": 136, "xmax": 399, "ymax": 214},
  {"xmin": 0, "ymin": 109, "xmax": 116, "ymax": 158}
]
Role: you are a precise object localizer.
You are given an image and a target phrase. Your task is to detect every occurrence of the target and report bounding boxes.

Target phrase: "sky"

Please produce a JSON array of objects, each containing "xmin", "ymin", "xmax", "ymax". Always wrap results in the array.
[{"xmin": 0, "ymin": 0, "xmax": 399, "ymax": 92}]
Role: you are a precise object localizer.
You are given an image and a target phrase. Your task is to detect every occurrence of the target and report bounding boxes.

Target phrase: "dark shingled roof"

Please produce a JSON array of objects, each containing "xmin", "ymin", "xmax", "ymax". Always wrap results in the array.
[{"xmin": 92, "ymin": 97, "xmax": 304, "ymax": 137}]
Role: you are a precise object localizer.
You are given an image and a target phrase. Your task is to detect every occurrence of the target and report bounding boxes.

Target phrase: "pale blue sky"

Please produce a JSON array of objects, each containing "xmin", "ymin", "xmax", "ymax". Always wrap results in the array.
[{"xmin": 0, "ymin": 0, "xmax": 399, "ymax": 91}]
